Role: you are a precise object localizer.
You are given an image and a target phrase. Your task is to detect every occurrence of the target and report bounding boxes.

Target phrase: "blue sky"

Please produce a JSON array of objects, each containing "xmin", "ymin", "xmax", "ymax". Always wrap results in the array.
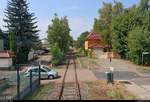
[{"xmin": 0, "ymin": 0, "xmax": 140, "ymax": 40}]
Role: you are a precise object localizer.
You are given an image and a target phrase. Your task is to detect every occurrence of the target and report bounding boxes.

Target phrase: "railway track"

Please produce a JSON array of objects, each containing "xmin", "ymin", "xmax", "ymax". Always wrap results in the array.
[{"xmin": 58, "ymin": 52, "xmax": 81, "ymax": 100}]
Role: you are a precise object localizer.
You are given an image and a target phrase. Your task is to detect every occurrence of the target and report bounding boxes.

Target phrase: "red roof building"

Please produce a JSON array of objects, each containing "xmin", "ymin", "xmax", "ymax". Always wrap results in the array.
[
  {"xmin": 0, "ymin": 51, "xmax": 15, "ymax": 58},
  {"xmin": 85, "ymin": 32, "xmax": 107, "ymax": 49},
  {"xmin": 86, "ymin": 32, "xmax": 102, "ymax": 40}
]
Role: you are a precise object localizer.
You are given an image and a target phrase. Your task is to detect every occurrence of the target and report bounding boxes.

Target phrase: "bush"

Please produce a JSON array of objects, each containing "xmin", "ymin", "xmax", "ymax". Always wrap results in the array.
[
  {"xmin": 127, "ymin": 27, "xmax": 150, "ymax": 65},
  {"xmin": 88, "ymin": 50, "xmax": 93, "ymax": 58},
  {"xmin": 51, "ymin": 43, "xmax": 64, "ymax": 65}
]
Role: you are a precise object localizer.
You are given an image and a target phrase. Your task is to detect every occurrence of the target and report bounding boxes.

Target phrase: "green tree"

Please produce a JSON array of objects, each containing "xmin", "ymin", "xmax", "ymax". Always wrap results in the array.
[
  {"xmin": 9, "ymin": 32, "xmax": 16, "ymax": 53},
  {"xmin": 51, "ymin": 43, "xmax": 64, "ymax": 65},
  {"xmin": 127, "ymin": 27, "xmax": 150, "ymax": 64},
  {"xmin": 94, "ymin": 1, "xmax": 124, "ymax": 46},
  {"xmin": 138, "ymin": 0, "xmax": 150, "ymax": 12},
  {"xmin": 112, "ymin": 1, "xmax": 124, "ymax": 17},
  {"xmin": 47, "ymin": 14, "xmax": 71, "ymax": 54},
  {"xmin": 76, "ymin": 31, "xmax": 89, "ymax": 48},
  {"xmin": 0, "ymin": 29, "xmax": 3, "ymax": 39},
  {"xmin": 4, "ymin": 0, "xmax": 39, "ymax": 63},
  {"xmin": 93, "ymin": 18, "xmax": 101, "ymax": 33},
  {"xmin": 99, "ymin": 2, "xmax": 112, "ymax": 45},
  {"xmin": 111, "ymin": 5, "xmax": 140, "ymax": 58}
]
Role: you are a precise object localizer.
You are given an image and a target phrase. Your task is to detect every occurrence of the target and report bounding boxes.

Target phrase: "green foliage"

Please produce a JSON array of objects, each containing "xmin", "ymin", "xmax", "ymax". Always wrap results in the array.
[
  {"xmin": 47, "ymin": 14, "xmax": 71, "ymax": 54},
  {"xmin": 9, "ymin": 32, "xmax": 16, "ymax": 53},
  {"xmin": 93, "ymin": 0, "xmax": 150, "ymax": 65},
  {"xmin": 78, "ymin": 47, "xmax": 87, "ymax": 56},
  {"xmin": 0, "ymin": 29, "xmax": 9, "ymax": 50},
  {"xmin": 107, "ymin": 89, "xmax": 124, "ymax": 99},
  {"xmin": 0, "ymin": 29, "xmax": 3, "ymax": 40},
  {"xmin": 88, "ymin": 50, "xmax": 92, "ymax": 58},
  {"xmin": 93, "ymin": 1, "xmax": 124, "ymax": 45},
  {"xmin": 51, "ymin": 43, "xmax": 64, "ymax": 65},
  {"xmin": 24, "ymin": 85, "xmax": 54, "ymax": 100},
  {"xmin": 76, "ymin": 31, "xmax": 89, "ymax": 48},
  {"xmin": 111, "ymin": 1, "xmax": 150, "ymax": 62},
  {"xmin": 4, "ymin": 0, "xmax": 39, "ymax": 63},
  {"xmin": 127, "ymin": 27, "xmax": 150, "ymax": 64},
  {"xmin": 47, "ymin": 14, "xmax": 72, "ymax": 65},
  {"xmin": 98, "ymin": 2, "xmax": 113, "ymax": 45}
]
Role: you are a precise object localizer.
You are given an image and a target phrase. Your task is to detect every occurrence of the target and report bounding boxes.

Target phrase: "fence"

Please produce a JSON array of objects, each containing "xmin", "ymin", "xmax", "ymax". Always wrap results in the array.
[{"xmin": 0, "ymin": 64, "xmax": 41, "ymax": 100}]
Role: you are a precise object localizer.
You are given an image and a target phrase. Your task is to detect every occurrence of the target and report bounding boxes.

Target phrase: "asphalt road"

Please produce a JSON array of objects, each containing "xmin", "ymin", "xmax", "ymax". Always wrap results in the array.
[{"xmin": 93, "ymin": 70, "xmax": 140, "ymax": 80}]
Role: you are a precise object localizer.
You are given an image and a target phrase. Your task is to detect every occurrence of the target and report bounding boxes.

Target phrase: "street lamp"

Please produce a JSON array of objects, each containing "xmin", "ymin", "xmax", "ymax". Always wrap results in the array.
[{"xmin": 142, "ymin": 52, "xmax": 149, "ymax": 65}]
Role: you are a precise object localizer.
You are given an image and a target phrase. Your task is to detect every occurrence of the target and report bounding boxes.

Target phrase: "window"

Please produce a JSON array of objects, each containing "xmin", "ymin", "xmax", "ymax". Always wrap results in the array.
[
  {"xmin": 40, "ymin": 69, "xmax": 47, "ymax": 72},
  {"xmin": 43, "ymin": 66, "xmax": 51, "ymax": 71},
  {"xmin": 31, "ymin": 68, "xmax": 38, "ymax": 73}
]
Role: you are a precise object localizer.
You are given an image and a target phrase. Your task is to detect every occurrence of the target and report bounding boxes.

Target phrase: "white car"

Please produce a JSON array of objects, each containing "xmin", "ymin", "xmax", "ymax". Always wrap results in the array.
[{"xmin": 24, "ymin": 65, "xmax": 58, "ymax": 79}]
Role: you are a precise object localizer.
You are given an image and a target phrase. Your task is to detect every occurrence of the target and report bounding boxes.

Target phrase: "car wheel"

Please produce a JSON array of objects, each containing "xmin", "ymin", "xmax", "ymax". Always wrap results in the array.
[{"xmin": 48, "ymin": 75, "xmax": 54, "ymax": 80}]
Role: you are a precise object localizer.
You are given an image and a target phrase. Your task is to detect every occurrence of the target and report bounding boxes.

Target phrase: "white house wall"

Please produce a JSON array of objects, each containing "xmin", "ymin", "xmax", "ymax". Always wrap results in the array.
[
  {"xmin": 28, "ymin": 51, "xmax": 34, "ymax": 61},
  {"xmin": 0, "ymin": 58, "xmax": 12, "ymax": 68}
]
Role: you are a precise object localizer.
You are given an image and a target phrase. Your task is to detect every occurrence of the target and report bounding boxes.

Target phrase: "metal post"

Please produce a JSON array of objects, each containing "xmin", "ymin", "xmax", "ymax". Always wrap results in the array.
[
  {"xmin": 110, "ymin": 56, "xmax": 112, "ymax": 65},
  {"xmin": 142, "ymin": 53, "xmax": 144, "ymax": 65},
  {"xmin": 17, "ymin": 65, "xmax": 20, "ymax": 100},
  {"xmin": 38, "ymin": 62, "xmax": 41, "ymax": 85},
  {"xmin": 30, "ymin": 70, "xmax": 32, "ymax": 92}
]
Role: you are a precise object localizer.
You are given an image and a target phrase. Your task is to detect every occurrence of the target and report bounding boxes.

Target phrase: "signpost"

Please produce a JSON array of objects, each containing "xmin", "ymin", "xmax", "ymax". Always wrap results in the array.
[{"xmin": 39, "ymin": 60, "xmax": 41, "ymax": 85}]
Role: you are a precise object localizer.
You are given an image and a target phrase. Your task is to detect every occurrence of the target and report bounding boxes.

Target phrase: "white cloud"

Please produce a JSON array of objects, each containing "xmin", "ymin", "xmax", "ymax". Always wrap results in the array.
[
  {"xmin": 68, "ymin": 17, "xmax": 92, "ymax": 40},
  {"xmin": 0, "ymin": 17, "xmax": 5, "ymax": 30}
]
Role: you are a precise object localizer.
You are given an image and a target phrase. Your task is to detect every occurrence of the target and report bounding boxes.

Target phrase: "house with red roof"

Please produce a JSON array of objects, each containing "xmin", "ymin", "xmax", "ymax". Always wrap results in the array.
[
  {"xmin": 85, "ymin": 31, "xmax": 120, "ymax": 59},
  {"xmin": 85, "ymin": 31, "xmax": 108, "ymax": 58},
  {"xmin": 85, "ymin": 32, "xmax": 107, "ymax": 49}
]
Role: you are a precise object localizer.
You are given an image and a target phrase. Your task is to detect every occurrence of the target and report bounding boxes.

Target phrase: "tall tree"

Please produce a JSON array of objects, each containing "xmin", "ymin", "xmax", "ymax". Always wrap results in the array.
[
  {"xmin": 76, "ymin": 31, "xmax": 89, "ymax": 48},
  {"xmin": 139, "ymin": 0, "xmax": 150, "ymax": 12},
  {"xmin": 127, "ymin": 27, "xmax": 150, "ymax": 64},
  {"xmin": 99, "ymin": 2, "xmax": 112, "ymax": 46},
  {"xmin": 0, "ymin": 29, "xmax": 3, "ymax": 40},
  {"xmin": 4, "ymin": 0, "xmax": 39, "ymax": 63},
  {"xmin": 47, "ymin": 14, "xmax": 71, "ymax": 54},
  {"xmin": 9, "ymin": 32, "xmax": 16, "ymax": 53},
  {"xmin": 94, "ymin": 1, "xmax": 124, "ymax": 47}
]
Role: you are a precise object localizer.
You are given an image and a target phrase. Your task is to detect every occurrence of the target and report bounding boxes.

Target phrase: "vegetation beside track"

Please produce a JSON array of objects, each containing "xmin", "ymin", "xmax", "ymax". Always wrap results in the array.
[{"xmin": 87, "ymin": 80, "xmax": 136, "ymax": 100}]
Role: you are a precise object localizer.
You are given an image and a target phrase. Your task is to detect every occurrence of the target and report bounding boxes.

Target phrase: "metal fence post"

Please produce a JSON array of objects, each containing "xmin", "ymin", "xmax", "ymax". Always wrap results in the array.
[
  {"xmin": 30, "ymin": 70, "xmax": 32, "ymax": 92},
  {"xmin": 39, "ymin": 64, "xmax": 41, "ymax": 86},
  {"xmin": 17, "ymin": 65, "xmax": 20, "ymax": 100},
  {"xmin": 142, "ymin": 53, "xmax": 144, "ymax": 65}
]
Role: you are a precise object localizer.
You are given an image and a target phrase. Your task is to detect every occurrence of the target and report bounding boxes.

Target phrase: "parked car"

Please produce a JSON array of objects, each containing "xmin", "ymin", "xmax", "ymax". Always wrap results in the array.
[{"xmin": 24, "ymin": 65, "xmax": 58, "ymax": 79}]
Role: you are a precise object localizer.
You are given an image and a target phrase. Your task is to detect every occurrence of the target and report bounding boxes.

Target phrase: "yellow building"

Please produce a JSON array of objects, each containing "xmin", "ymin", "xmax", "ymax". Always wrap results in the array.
[
  {"xmin": 85, "ymin": 32, "xmax": 108, "ymax": 58},
  {"xmin": 85, "ymin": 32, "xmax": 120, "ymax": 59}
]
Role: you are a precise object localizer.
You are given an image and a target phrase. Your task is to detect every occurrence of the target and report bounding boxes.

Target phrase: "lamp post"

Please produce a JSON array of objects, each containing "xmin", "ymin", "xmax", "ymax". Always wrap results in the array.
[{"xmin": 142, "ymin": 52, "xmax": 149, "ymax": 65}]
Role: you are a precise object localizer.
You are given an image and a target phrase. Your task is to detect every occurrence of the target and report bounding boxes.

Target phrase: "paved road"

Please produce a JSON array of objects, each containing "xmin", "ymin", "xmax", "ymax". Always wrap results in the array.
[
  {"xmin": 93, "ymin": 70, "xmax": 140, "ymax": 80},
  {"xmin": 91, "ymin": 58, "xmax": 150, "ymax": 99}
]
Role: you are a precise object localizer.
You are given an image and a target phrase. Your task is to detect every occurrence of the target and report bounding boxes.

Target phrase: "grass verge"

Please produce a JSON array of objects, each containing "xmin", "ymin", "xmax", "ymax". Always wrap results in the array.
[
  {"xmin": 24, "ymin": 84, "xmax": 54, "ymax": 100},
  {"xmin": 87, "ymin": 80, "xmax": 136, "ymax": 100}
]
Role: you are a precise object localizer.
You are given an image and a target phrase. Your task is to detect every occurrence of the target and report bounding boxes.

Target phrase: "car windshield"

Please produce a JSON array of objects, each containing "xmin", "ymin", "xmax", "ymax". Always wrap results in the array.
[{"xmin": 43, "ymin": 66, "xmax": 51, "ymax": 71}]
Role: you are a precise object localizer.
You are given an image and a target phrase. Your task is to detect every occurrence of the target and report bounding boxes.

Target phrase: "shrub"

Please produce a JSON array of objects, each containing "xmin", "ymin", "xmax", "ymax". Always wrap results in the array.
[
  {"xmin": 127, "ymin": 27, "xmax": 150, "ymax": 65},
  {"xmin": 51, "ymin": 43, "xmax": 64, "ymax": 65}
]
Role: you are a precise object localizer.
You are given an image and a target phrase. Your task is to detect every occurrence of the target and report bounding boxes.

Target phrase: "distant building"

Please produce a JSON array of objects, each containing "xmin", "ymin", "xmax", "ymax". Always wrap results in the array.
[
  {"xmin": 84, "ymin": 32, "xmax": 108, "ymax": 58},
  {"xmin": 0, "ymin": 30, "xmax": 9, "ymax": 50},
  {"xmin": 84, "ymin": 31, "xmax": 120, "ymax": 59},
  {"xmin": 41, "ymin": 38, "xmax": 50, "ymax": 50},
  {"xmin": 0, "ymin": 51, "xmax": 15, "ymax": 70}
]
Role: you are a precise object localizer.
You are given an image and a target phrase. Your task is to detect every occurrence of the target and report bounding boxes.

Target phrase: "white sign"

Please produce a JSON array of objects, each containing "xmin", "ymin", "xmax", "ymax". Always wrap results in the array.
[
  {"xmin": 143, "ymin": 52, "xmax": 149, "ymax": 54},
  {"xmin": 110, "ymin": 67, "xmax": 114, "ymax": 72}
]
